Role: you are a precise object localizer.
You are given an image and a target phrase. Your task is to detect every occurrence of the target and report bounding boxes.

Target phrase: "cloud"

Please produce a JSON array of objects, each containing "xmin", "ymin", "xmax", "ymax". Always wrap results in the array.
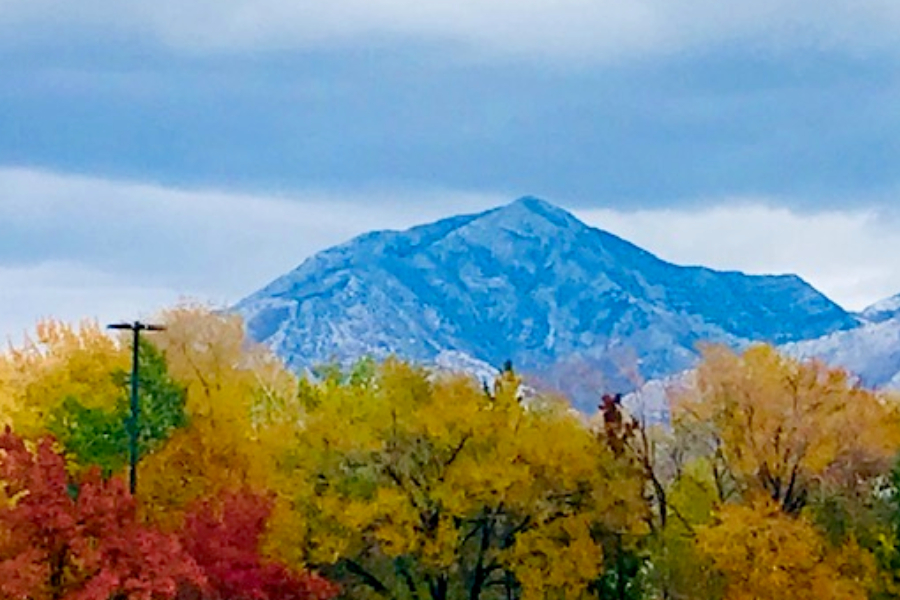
[
  {"xmin": 1, "ymin": 168, "xmax": 898, "ymax": 343},
  {"xmin": 2, "ymin": 0, "xmax": 900, "ymax": 61},
  {"xmin": 0, "ymin": 261, "xmax": 184, "ymax": 346},
  {"xmin": 575, "ymin": 201, "xmax": 900, "ymax": 311},
  {"xmin": 0, "ymin": 167, "xmax": 503, "ymax": 341}
]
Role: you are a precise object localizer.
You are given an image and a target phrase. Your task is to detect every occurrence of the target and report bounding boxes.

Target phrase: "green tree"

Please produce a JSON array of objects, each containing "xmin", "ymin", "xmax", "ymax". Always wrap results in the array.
[
  {"xmin": 0, "ymin": 321, "xmax": 187, "ymax": 476},
  {"xmin": 46, "ymin": 338, "xmax": 187, "ymax": 475}
]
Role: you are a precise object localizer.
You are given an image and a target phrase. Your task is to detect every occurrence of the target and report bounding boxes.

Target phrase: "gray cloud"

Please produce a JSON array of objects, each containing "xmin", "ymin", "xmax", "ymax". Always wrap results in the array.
[
  {"xmin": 0, "ymin": 167, "xmax": 503, "ymax": 340},
  {"xmin": 576, "ymin": 201, "xmax": 900, "ymax": 311},
  {"xmin": 0, "ymin": 261, "xmax": 184, "ymax": 345},
  {"xmin": 2, "ymin": 0, "xmax": 900, "ymax": 61}
]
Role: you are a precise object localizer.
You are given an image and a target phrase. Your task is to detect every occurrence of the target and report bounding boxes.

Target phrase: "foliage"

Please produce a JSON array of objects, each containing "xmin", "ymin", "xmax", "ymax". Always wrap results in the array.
[
  {"xmin": 0, "ymin": 428, "xmax": 205, "ymax": 600},
  {"xmin": 47, "ymin": 396, "xmax": 130, "ymax": 474},
  {"xmin": 270, "ymin": 359, "xmax": 646, "ymax": 600},
  {"xmin": 867, "ymin": 456, "xmax": 900, "ymax": 599},
  {"xmin": 673, "ymin": 344, "xmax": 900, "ymax": 513},
  {"xmin": 46, "ymin": 339, "xmax": 187, "ymax": 475},
  {"xmin": 0, "ymin": 320, "xmax": 187, "ymax": 476},
  {"xmin": 9, "ymin": 313, "xmax": 900, "ymax": 600},
  {"xmin": 697, "ymin": 498, "xmax": 875, "ymax": 600},
  {"xmin": 137, "ymin": 305, "xmax": 300, "ymax": 525},
  {"xmin": 179, "ymin": 490, "xmax": 339, "ymax": 600},
  {"xmin": 626, "ymin": 345, "xmax": 900, "ymax": 599},
  {"xmin": 0, "ymin": 320, "xmax": 128, "ymax": 435}
]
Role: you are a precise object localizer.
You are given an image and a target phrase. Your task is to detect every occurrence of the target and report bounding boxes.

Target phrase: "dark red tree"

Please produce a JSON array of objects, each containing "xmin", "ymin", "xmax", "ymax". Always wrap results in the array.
[
  {"xmin": 0, "ymin": 428, "xmax": 205, "ymax": 600},
  {"xmin": 180, "ymin": 490, "xmax": 338, "ymax": 600}
]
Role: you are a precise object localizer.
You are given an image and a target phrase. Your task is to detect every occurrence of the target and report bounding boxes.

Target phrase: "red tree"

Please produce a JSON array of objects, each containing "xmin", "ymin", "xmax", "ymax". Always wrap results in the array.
[
  {"xmin": 180, "ymin": 491, "xmax": 338, "ymax": 600},
  {"xmin": 0, "ymin": 428, "xmax": 206, "ymax": 600}
]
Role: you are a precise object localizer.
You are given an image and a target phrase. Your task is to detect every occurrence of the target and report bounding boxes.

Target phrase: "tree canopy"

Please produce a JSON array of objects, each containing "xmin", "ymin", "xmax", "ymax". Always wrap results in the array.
[{"xmin": 3, "ymin": 313, "xmax": 900, "ymax": 600}]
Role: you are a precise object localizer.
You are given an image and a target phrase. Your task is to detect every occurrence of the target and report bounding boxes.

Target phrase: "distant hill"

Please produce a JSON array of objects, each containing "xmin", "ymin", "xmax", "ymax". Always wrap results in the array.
[
  {"xmin": 235, "ymin": 197, "xmax": 857, "ymax": 411},
  {"xmin": 630, "ymin": 300, "xmax": 900, "ymax": 424},
  {"xmin": 858, "ymin": 294, "xmax": 900, "ymax": 324},
  {"xmin": 784, "ymin": 295, "xmax": 900, "ymax": 391}
]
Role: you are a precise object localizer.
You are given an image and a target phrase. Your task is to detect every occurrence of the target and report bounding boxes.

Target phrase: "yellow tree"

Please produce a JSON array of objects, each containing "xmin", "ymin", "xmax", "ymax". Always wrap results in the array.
[
  {"xmin": 674, "ymin": 344, "xmax": 900, "ymax": 514},
  {"xmin": 697, "ymin": 498, "xmax": 875, "ymax": 600},
  {"xmin": 0, "ymin": 320, "xmax": 187, "ymax": 476},
  {"xmin": 267, "ymin": 359, "xmax": 646, "ymax": 600},
  {"xmin": 0, "ymin": 320, "xmax": 128, "ymax": 433},
  {"xmin": 137, "ymin": 304, "xmax": 300, "ymax": 526}
]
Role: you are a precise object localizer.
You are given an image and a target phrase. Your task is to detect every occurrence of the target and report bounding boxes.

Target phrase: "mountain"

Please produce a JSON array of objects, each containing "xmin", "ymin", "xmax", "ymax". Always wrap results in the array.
[
  {"xmin": 235, "ymin": 197, "xmax": 857, "ymax": 411},
  {"xmin": 628, "ymin": 294, "xmax": 900, "ymax": 424},
  {"xmin": 859, "ymin": 294, "xmax": 900, "ymax": 324},
  {"xmin": 784, "ymin": 295, "xmax": 900, "ymax": 390}
]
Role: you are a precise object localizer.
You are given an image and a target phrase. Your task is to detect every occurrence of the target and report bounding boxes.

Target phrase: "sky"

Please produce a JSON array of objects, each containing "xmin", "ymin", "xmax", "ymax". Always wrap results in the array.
[{"xmin": 2, "ymin": 1, "xmax": 900, "ymax": 342}]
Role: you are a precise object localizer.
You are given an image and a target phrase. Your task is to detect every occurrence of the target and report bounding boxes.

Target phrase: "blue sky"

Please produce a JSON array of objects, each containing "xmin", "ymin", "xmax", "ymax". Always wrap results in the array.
[{"xmin": 2, "ymin": 1, "xmax": 900, "ymax": 340}]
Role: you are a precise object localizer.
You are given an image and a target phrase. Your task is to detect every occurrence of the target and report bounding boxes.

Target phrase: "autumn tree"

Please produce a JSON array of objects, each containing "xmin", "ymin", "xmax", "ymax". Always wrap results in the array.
[
  {"xmin": 0, "ymin": 320, "xmax": 128, "ymax": 434},
  {"xmin": 697, "ymin": 498, "xmax": 875, "ymax": 600},
  {"xmin": 0, "ymin": 428, "xmax": 205, "ymax": 600},
  {"xmin": 179, "ymin": 490, "xmax": 338, "ymax": 600},
  {"xmin": 137, "ymin": 305, "xmax": 300, "ymax": 525},
  {"xmin": 268, "ymin": 359, "xmax": 646, "ymax": 600},
  {"xmin": 48, "ymin": 338, "xmax": 187, "ymax": 475},
  {"xmin": 655, "ymin": 344, "xmax": 900, "ymax": 599},
  {"xmin": 0, "ymin": 308, "xmax": 306, "ymax": 530},
  {"xmin": 673, "ymin": 344, "xmax": 900, "ymax": 514},
  {"xmin": 0, "ymin": 320, "xmax": 187, "ymax": 476}
]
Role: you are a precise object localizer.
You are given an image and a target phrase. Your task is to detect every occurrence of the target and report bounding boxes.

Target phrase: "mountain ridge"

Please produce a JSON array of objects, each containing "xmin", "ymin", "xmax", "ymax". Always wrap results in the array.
[{"xmin": 235, "ymin": 197, "xmax": 860, "ymax": 411}]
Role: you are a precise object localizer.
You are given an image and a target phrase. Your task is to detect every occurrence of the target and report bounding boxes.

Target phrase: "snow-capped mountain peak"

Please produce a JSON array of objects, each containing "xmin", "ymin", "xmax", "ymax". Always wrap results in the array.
[{"xmin": 235, "ymin": 197, "xmax": 858, "ymax": 411}]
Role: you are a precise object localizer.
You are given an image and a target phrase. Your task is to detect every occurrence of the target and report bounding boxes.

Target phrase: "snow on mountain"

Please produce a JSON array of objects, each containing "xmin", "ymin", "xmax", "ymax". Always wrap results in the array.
[
  {"xmin": 432, "ymin": 350, "xmax": 499, "ymax": 386},
  {"xmin": 621, "ymin": 371, "xmax": 696, "ymax": 425},
  {"xmin": 235, "ymin": 197, "xmax": 857, "ymax": 412},
  {"xmin": 783, "ymin": 316, "xmax": 900, "ymax": 390},
  {"xmin": 627, "ymin": 300, "xmax": 900, "ymax": 425},
  {"xmin": 778, "ymin": 293, "xmax": 900, "ymax": 393},
  {"xmin": 859, "ymin": 294, "xmax": 900, "ymax": 324}
]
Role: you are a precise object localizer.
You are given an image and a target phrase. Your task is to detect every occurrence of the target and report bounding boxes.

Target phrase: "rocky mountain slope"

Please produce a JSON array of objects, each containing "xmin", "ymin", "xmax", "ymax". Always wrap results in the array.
[{"xmin": 235, "ymin": 197, "xmax": 857, "ymax": 411}]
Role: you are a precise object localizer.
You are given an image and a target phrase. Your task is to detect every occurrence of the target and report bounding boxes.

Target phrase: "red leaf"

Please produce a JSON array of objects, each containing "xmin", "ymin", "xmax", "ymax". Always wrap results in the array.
[
  {"xmin": 181, "ymin": 490, "xmax": 338, "ymax": 600},
  {"xmin": 0, "ymin": 429, "xmax": 206, "ymax": 600}
]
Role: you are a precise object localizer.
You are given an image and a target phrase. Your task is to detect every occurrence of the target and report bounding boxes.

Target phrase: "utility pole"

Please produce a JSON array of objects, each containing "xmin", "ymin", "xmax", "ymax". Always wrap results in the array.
[{"xmin": 107, "ymin": 321, "xmax": 166, "ymax": 495}]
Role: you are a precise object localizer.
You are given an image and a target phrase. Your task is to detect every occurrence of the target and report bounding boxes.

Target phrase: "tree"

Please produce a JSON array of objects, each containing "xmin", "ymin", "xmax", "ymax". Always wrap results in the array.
[
  {"xmin": 268, "ymin": 359, "xmax": 646, "ymax": 600},
  {"xmin": 674, "ymin": 344, "xmax": 900, "ymax": 513},
  {"xmin": 137, "ymin": 305, "xmax": 300, "ymax": 526},
  {"xmin": 0, "ymin": 428, "xmax": 205, "ymax": 600},
  {"xmin": 179, "ymin": 490, "xmax": 338, "ymax": 600},
  {"xmin": 0, "ymin": 320, "xmax": 187, "ymax": 476},
  {"xmin": 0, "ymin": 320, "xmax": 128, "ymax": 435},
  {"xmin": 697, "ymin": 498, "xmax": 875, "ymax": 600},
  {"xmin": 597, "ymin": 392, "xmax": 724, "ymax": 600},
  {"xmin": 664, "ymin": 345, "xmax": 900, "ymax": 598},
  {"xmin": 864, "ymin": 456, "xmax": 900, "ymax": 599},
  {"xmin": 46, "ymin": 339, "xmax": 187, "ymax": 475}
]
